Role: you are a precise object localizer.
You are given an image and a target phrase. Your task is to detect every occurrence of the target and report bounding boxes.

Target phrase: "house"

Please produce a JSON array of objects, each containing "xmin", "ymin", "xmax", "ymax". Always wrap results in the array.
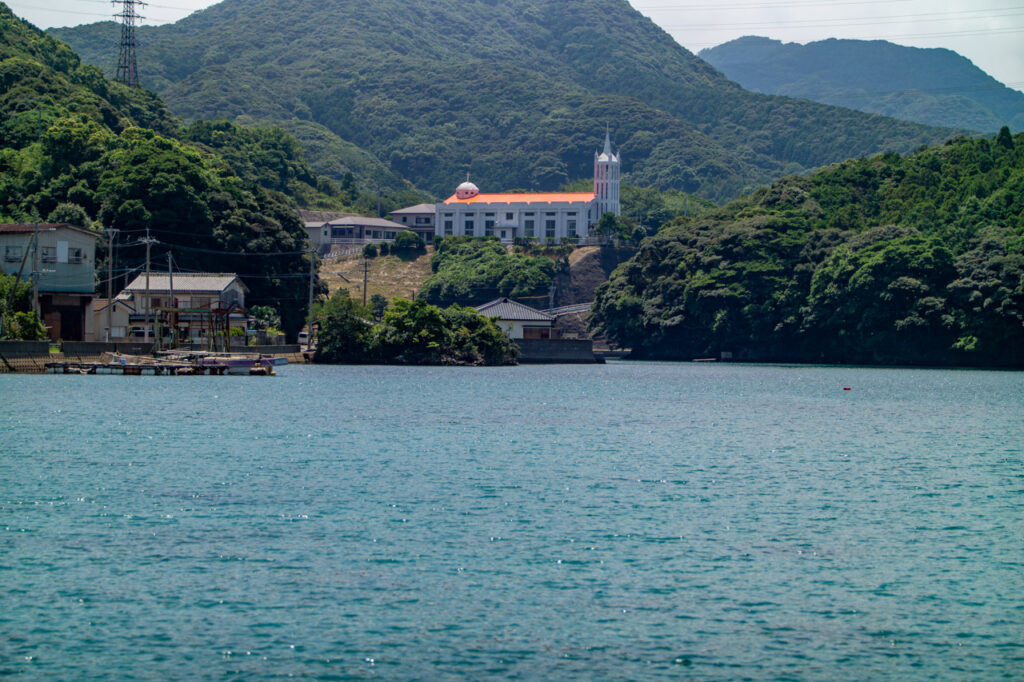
[
  {"xmin": 95, "ymin": 272, "xmax": 249, "ymax": 343},
  {"xmin": 475, "ymin": 297, "xmax": 557, "ymax": 340},
  {"xmin": 388, "ymin": 204, "xmax": 436, "ymax": 241},
  {"xmin": 432, "ymin": 130, "xmax": 621, "ymax": 244},
  {"xmin": 305, "ymin": 215, "xmax": 413, "ymax": 255},
  {"xmin": 0, "ymin": 222, "xmax": 97, "ymax": 341}
]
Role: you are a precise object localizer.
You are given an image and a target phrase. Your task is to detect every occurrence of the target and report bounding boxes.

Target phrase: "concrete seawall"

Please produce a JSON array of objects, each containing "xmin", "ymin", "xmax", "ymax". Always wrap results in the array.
[{"xmin": 516, "ymin": 339, "xmax": 600, "ymax": 364}]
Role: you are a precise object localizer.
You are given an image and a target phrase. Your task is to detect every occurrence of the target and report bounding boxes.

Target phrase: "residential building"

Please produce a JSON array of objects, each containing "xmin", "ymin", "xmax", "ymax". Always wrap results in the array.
[
  {"xmin": 96, "ymin": 272, "xmax": 249, "ymax": 343},
  {"xmin": 475, "ymin": 297, "xmax": 557, "ymax": 340},
  {"xmin": 305, "ymin": 215, "xmax": 412, "ymax": 255},
  {"xmin": 388, "ymin": 204, "xmax": 436, "ymax": 241},
  {"xmin": 0, "ymin": 222, "xmax": 97, "ymax": 341}
]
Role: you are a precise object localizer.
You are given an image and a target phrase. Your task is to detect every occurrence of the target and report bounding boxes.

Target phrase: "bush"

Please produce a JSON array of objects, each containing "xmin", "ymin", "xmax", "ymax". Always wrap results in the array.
[
  {"xmin": 392, "ymin": 230, "xmax": 425, "ymax": 253},
  {"xmin": 362, "ymin": 242, "xmax": 378, "ymax": 258}
]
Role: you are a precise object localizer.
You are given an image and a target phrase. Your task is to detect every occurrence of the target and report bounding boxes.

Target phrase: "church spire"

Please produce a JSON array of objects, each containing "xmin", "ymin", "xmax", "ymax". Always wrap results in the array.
[{"xmin": 603, "ymin": 123, "xmax": 612, "ymax": 156}]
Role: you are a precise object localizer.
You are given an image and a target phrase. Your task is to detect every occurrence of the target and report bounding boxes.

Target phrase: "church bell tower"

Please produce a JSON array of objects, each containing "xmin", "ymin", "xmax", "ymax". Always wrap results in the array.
[{"xmin": 594, "ymin": 127, "xmax": 621, "ymax": 217}]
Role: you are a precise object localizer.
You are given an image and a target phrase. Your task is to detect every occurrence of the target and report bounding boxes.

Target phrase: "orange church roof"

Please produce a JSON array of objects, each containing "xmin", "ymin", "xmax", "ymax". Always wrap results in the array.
[{"xmin": 443, "ymin": 192, "xmax": 596, "ymax": 205}]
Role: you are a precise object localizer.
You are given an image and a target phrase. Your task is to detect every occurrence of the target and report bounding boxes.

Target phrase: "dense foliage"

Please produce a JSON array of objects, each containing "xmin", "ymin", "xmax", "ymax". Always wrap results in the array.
[
  {"xmin": 312, "ymin": 290, "xmax": 517, "ymax": 365},
  {"xmin": 51, "ymin": 0, "xmax": 953, "ymax": 203},
  {"xmin": 0, "ymin": 271, "xmax": 45, "ymax": 339},
  {"xmin": 419, "ymin": 237, "xmax": 557, "ymax": 307},
  {"xmin": 0, "ymin": 5, "xmax": 358, "ymax": 338},
  {"xmin": 591, "ymin": 132, "xmax": 1024, "ymax": 366},
  {"xmin": 701, "ymin": 37, "xmax": 1024, "ymax": 133}
]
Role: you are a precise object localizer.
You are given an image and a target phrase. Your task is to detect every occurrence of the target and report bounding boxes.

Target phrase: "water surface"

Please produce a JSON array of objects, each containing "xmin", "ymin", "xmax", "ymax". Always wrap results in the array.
[{"xmin": 1, "ymin": 363, "xmax": 1022, "ymax": 679}]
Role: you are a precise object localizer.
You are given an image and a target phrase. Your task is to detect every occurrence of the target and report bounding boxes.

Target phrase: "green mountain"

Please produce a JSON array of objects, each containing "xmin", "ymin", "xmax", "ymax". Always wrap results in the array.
[
  {"xmin": 700, "ymin": 37, "xmax": 1024, "ymax": 133},
  {"xmin": 49, "ymin": 0, "xmax": 956, "ymax": 203},
  {"xmin": 590, "ymin": 129, "xmax": 1024, "ymax": 366},
  {"xmin": 0, "ymin": 3, "xmax": 344, "ymax": 337}
]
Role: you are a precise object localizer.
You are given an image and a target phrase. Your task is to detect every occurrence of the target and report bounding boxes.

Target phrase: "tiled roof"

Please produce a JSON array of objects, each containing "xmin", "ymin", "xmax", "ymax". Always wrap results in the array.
[
  {"xmin": 0, "ymin": 223, "xmax": 97, "ymax": 239},
  {"xmin": 123, "ymin": 273, "xmax": 247, "ymax": 294},
  {"xmin": 389, "ymin": 203, "xmax": 436, "ymax": 214},
  {"xmin": 326, "ymin": 216, "xmax": 407, "ymax": 229},
  {"xmin": 443, "ymin": 192, "xmax": 595, "ymax": 205},
  {"xmin": 475, "ymin": 297, "xmax": 555, "ymax": 322}
]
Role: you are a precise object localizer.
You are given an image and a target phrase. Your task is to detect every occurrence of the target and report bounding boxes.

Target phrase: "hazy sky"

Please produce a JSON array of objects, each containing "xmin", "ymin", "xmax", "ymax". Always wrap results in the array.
[{"xmin": 9, "ymin": 0, "xmax": 1024, "ymax": 90}]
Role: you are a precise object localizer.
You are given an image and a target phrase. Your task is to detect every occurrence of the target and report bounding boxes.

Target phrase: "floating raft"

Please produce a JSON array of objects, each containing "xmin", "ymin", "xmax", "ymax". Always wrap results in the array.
[{"xmin": 44, "ymin": 361, "xmax": 269, "ymax": 376}]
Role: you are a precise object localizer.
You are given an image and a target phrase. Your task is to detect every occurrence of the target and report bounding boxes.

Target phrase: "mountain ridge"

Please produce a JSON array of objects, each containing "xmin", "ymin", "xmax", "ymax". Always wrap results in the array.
[
  {"xmin": 49, "ymin": 0, "xmax": 957, "ymax": 202},
  {"xmin": 700, "ymin": 36, "xmax": 1024, "ymax": 133}
]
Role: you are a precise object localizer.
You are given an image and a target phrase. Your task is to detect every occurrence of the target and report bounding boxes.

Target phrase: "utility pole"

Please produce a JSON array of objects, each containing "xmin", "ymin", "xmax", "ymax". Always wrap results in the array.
[
  {"xmin": 113, "ymin": 0, "xmax": 146, "ymax": 88},
  {"xmin": 141, "ymin": 228, "xmax": 155, "ymax": 342},
  {"xmin": 105, "ymin": 228, "xmax": 118, "ymax": 342},
  {"xmin": 362, "ymin": 259, "xmax": 370, "ymax": 306},
  {"xmin": 306, "ymin": 250, "xmax": 315, "ymax": 350},
  {"xmin": 31, "ymin": 219, "xmax": 40, "ymax": 319},
  {"xmin": 167, "ymin": 251, "xmax": 174, "ymax": 349}
]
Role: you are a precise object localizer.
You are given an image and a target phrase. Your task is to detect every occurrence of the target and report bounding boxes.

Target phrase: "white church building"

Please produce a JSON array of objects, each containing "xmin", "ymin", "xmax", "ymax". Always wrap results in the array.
[{"xmin": 433, "ymin": 130, "xmax": 621, "ymax": 243}]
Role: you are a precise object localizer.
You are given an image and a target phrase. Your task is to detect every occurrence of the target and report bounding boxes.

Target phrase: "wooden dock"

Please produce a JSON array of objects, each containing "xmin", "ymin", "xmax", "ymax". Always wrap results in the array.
[{"xmin": 44, "ymin": 361, "xmax": 245, "ymax": 376}]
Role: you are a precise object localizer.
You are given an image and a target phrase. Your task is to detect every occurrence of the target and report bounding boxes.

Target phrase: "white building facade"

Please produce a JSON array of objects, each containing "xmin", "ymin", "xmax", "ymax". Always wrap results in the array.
[{"xmin": 434, "ymin": 131, "xmax": 621, "ymax": 244}]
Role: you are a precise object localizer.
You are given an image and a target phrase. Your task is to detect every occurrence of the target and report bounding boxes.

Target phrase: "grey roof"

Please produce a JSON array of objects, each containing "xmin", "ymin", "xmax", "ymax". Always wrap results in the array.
[
  {"xmin": 326, "ymin": 216, "xmax": 407, "ymax": 229},
  {"xmin": 0, "ymin": 223, "xmax": 98, "ymax": 239},
  {"xmin": 389, "ymin": 203, "xmax": 436, "ymax": 215},
  {"xmin": 123, "ymin": 273, "xmax": 248, "ymax": 294},
  {"xmin": 475, "ymin": 297, "xmax": 555, "ymax": 322}
]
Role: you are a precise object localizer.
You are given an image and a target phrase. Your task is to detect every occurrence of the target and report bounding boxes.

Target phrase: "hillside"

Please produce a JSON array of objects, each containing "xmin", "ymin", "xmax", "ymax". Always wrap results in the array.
[
  {"xmin": 0, "ymin": 3, "xmax": 347, "ymax": 337},
  {"xmin": 49, "ymin": 0, "xmax": 955, "ymax": 203},
  {"xmin": 591, "ymin": 130, "xmax": 1024, "ymax": 366},
  {"xmin": 701, "ymin": 37, "xmax": 1024, "ymax": 133}
]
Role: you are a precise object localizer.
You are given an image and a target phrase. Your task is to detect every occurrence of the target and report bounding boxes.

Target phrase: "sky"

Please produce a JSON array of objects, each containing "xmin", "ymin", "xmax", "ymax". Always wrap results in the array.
[{"xmin": 8, "ymin": 0, "xmax": 1024, "ymax": 90}]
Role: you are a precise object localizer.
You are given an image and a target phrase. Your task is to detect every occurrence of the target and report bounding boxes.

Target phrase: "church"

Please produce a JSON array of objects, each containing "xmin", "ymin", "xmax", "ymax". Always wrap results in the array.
[{"xmin": 433, "ymin": 130, "xmax": 621, "ymax": 243}]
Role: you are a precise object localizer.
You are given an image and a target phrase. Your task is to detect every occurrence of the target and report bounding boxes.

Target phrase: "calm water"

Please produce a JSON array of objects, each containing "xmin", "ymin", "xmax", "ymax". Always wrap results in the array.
[{"xmin": 1, "ymin": 362, "xmax": 1022, "ymax": 680}]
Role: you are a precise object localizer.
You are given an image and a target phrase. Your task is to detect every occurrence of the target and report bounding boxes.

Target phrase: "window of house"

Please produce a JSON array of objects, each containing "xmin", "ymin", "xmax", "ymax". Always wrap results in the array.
[
  {"xmin": 464, "ymin": 220, "xmax": 475, "ymax": 236},
  {"xmin": 484, "ymin": 212, "xmax": 494, "ymax": 217},
  {"xmin": 524, "ymin": 219, "xmax": 535, "ymax": 237},
  {"xmin": 505, "ymin": 212, "xmax": 514, "ymax": 220},
  {"xmin": 4, "ymin": 245, "xmax": 23, "ymax": 262},
  {"xmin": 484, "ymin": 220, "xmax": 495, "ymax": 236},
  {"xmin": 41, "ymin": 247, "xmax": 56, "ymax": 263},
  {"xmin": 525, "ymin": 212, "xmax": 535, "ymax": 216},
  {"xmin": 568, "ymin": 220, "xmax": 577, "ymax": 238},
  {"xmin": 68, "ymin": 248, "xmax": 83, "ymax": 264},
  {"xmin": 546, "ymin": 219, "xmax": 556, "ymax": 239},
  {"xmin": 444, "ymin": 220, "xmax": 453, "ymax": 235}
]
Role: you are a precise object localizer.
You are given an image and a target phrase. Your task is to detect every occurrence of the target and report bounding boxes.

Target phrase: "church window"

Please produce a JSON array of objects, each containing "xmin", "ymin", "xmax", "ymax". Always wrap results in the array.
[
  {"xmin": 505, "ymin": 212, "xmax": 514, "ymax": 220},
  {"xmin": 524, "ymin": 219, "xmax": 535, "ymax": 237},
  {"xmin": 525, "ymin": 212, "xmax": 535, "ymax": 216},
  {"xmin": 444, "ymin": 220, "xmax": 453, "ymax": 235},
  {"xmin": 484, "ymin": 212, "xmax": 494, "ymax": 217},
  {"xmin": 545, "ymin": 212, "xmax": 556, "ymax": 216},
  {"xmin": 568, "ymin": 220, "xmax": 577, "ymax": 238},
  {"xmin": 485, "ymin": 220, "xmax": 495, "ymax": 236},
  {"xmin": 545, "ymin": 219, "xmax": 556, "ymax": 238},
  {"xmin": 464, "ymin": 220, "xmax": 474, "ymax": 236}
]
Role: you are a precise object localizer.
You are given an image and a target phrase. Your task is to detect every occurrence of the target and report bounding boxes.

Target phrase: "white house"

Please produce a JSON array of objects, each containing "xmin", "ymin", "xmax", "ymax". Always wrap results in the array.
[
  {"xmin": 433, "ymin": 130, "xmax": 621, "ymax": 244},
  {"xmin": 475, "ymin": 297, "xmax": 557, "ymax": 340},
  {"xmin": 388, "ymin": 203, "xmax": 436, "ymax": 241}
]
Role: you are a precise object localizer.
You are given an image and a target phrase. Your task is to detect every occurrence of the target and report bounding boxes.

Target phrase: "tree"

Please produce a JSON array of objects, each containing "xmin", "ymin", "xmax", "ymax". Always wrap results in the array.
[
  {"xmin": 362, "ymin": 242, "xmax": 378, "ymax": 258},
  {"xmin": 312, "ymin": 290, "xmax": 374, "ymax": 363},
  {"xmin": 369, "ymin": 293, "xmax": 389, "ymax": 321}
]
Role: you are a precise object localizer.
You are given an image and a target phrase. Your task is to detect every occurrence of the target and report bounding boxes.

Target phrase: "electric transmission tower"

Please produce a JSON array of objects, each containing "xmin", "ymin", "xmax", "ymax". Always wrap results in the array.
[{"xmin": 113, "ymin": 0, "xmax": 146, "ymax": 88}]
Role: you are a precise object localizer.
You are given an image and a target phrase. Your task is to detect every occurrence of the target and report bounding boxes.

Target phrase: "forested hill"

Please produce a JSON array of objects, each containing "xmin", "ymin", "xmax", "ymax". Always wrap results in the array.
[
  {"xmin": 51, "ymin": 0, "xmax": 954, "ymax": 202},
  {"xmin": 0, "ymin": 4, "xmax": 353, "ymax": 336},
  {"xmin": 590, "ymin": 130, "xmax": 1024, "ymax": 367},
  {"xmin": 701, "ymin": 37, "xmax": 1024, "ymax": 133}
]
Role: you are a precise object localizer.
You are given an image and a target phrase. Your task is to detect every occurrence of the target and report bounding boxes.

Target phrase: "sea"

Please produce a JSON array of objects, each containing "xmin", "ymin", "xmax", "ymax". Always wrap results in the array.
[{"xmin": 1, "ymin": 362, "xmax": 1022, "ymax": 680}]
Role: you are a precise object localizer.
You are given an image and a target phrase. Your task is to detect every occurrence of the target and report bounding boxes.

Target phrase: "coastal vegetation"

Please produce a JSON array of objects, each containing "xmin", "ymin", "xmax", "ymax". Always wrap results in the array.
[
  {"xmin": 312, "ymin": 290, "xmax": 517, "ymax": 365},
  {"xmin": 0, "ymin": 5, "xmax": 348, "ymax": 338},
  {"xmin": 419, "ymin": 237, "xmax": 557, "ymax": 307},
  {"xmin": 591, "ymin": 131, "xmax": 1024, "ymax": 366},
  {"xmin": 50, "ymin": 0, "xmax": 955, "ymax": 202}
]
